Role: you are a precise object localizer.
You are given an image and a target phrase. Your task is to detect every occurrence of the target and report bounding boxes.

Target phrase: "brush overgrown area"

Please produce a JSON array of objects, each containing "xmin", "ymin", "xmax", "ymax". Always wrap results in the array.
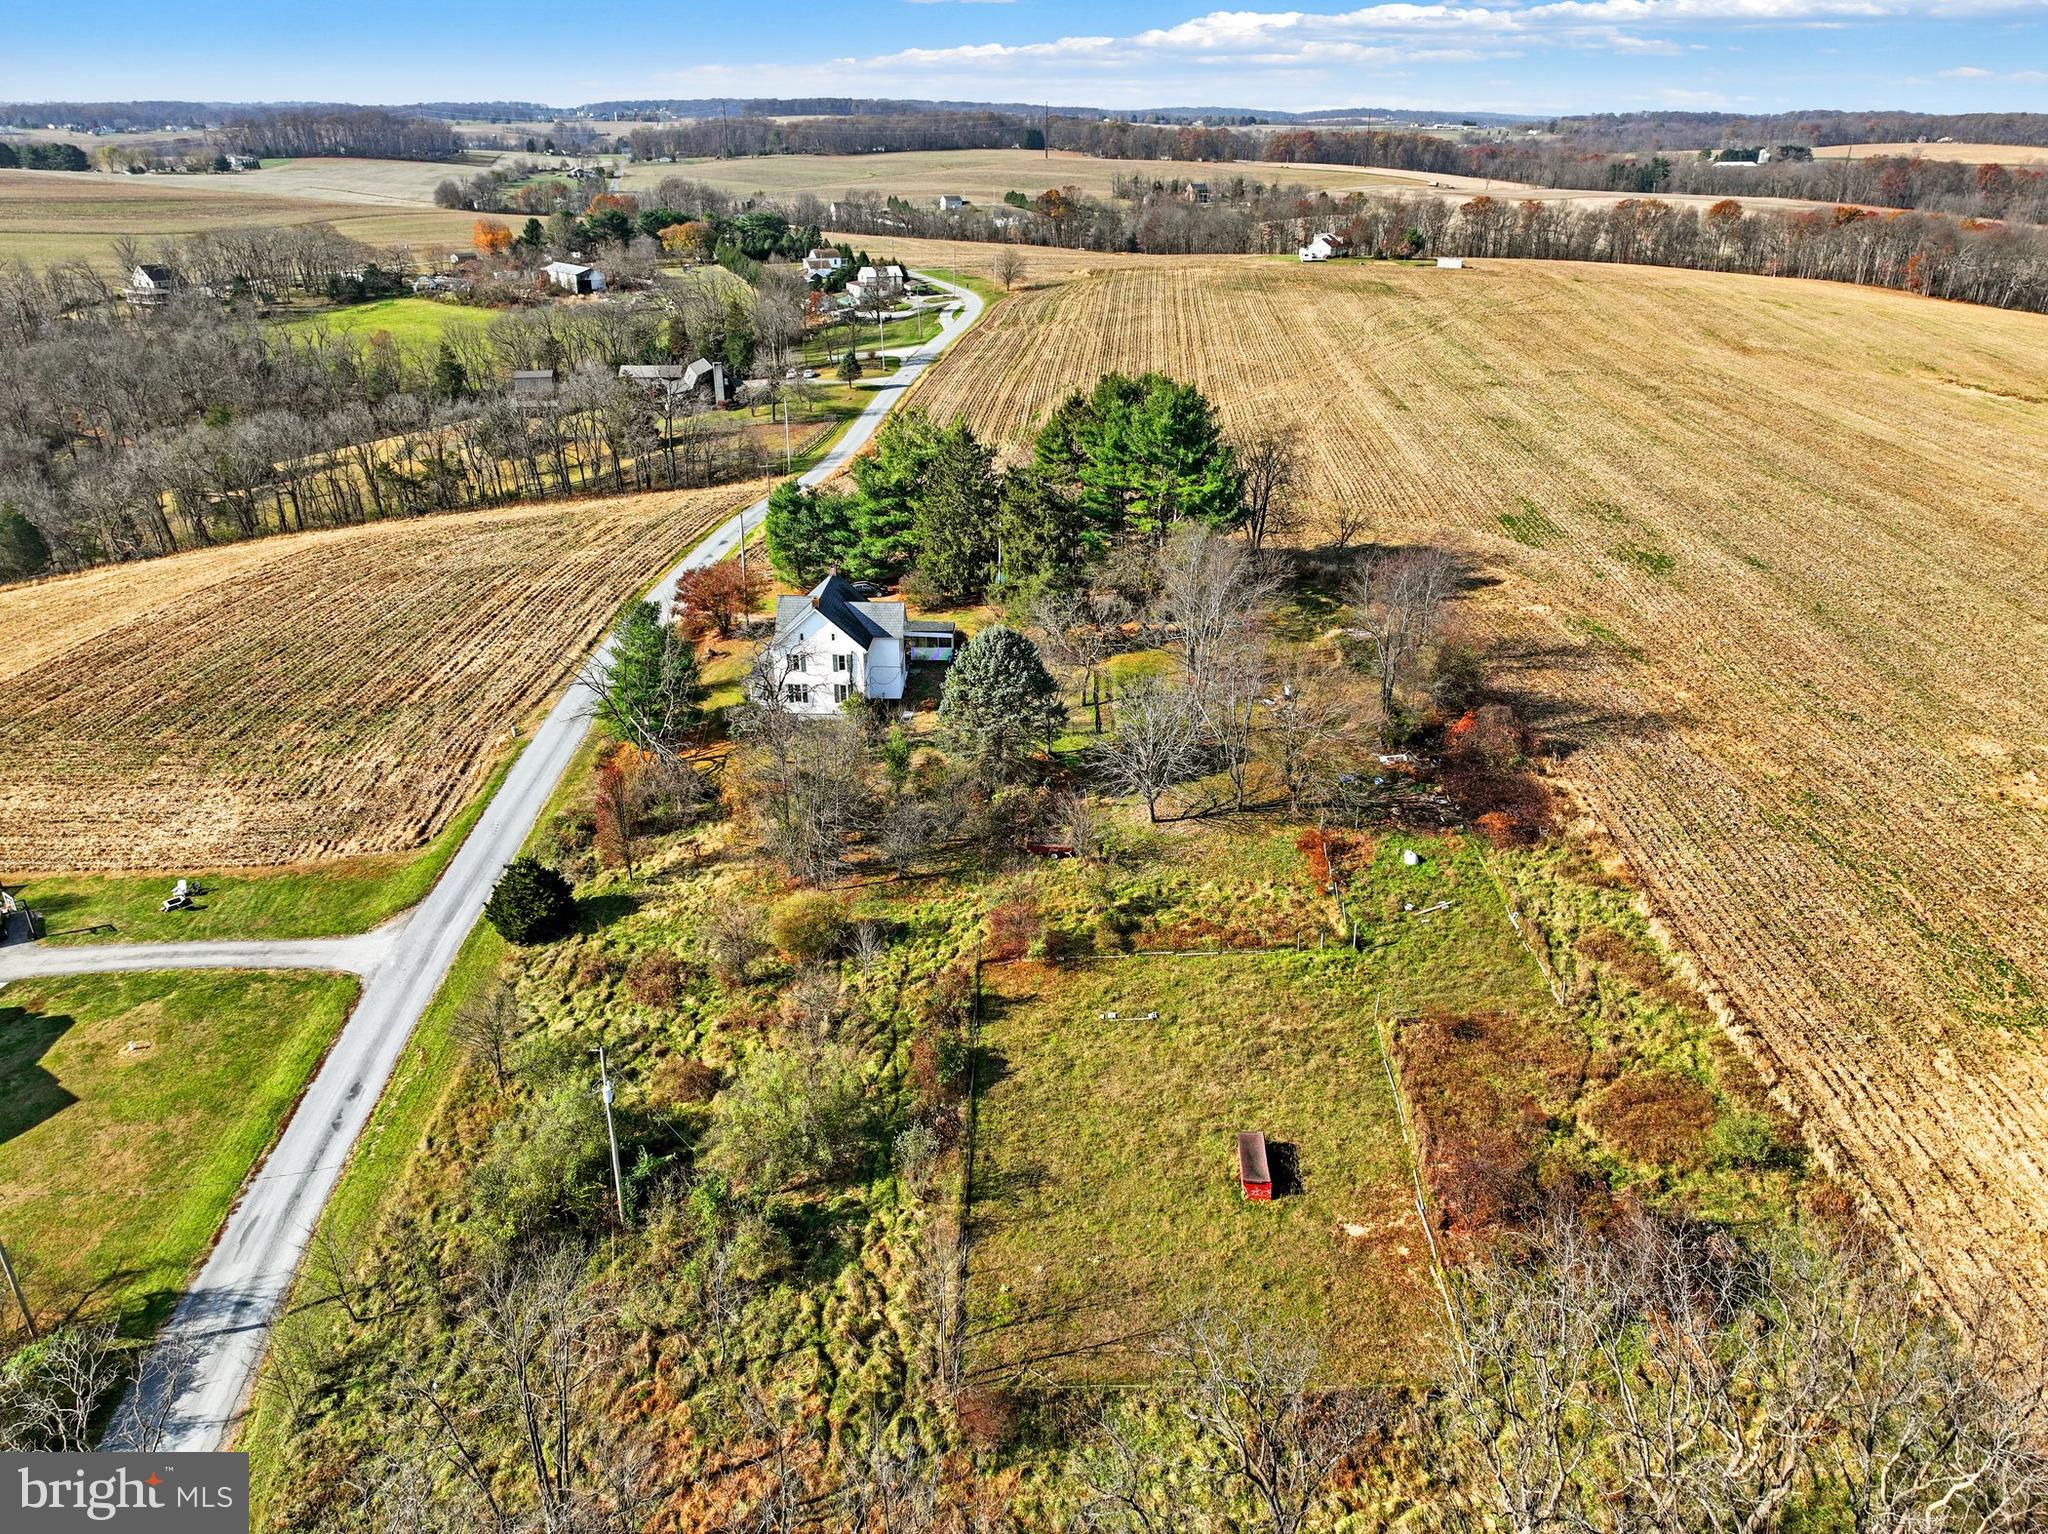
[
  {"xmin": 0, "ymin": 482, "xmax": 763, "ymax": 871},
  {"xmin": 0, "ymin": 969, "xmax": 359, "ymax": 1337},
  {"xmin": 909, "ymin": 254, "xmax": 2048, "ymax": 1334}
]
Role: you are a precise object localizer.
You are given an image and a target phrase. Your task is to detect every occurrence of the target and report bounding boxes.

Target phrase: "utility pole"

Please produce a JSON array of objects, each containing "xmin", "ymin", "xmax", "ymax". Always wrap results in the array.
[
  {"xmin": 593, "ymin": 1047, "xmax": 626, "ymax": 1225},
  {"xmin": 0, "ymin": 1237, "xmax": 35, "ymax": 1338},
  {"xmin": 781, "ymin": 394, "xmax": 793, "ymax": 473}
]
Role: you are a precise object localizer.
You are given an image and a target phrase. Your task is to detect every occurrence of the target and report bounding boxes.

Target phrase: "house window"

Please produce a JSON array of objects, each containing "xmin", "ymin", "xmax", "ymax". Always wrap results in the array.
[
  {"xmin": 784, "ymin": 684, "xmax": 810, "ymax": 705},
  {"xmin": 788, "ymin": 651, "xmax": 807, "ymax": 673},
  {"xmin": 833, "ymin": 683, "xmax": 851, "ymax": 704},
  {"xmin": 832, "ymin": 654, "xmax": 849, "ymax": 673}
]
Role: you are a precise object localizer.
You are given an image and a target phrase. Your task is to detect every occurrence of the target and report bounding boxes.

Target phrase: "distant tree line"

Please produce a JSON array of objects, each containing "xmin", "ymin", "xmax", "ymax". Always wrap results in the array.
[
  {"xmin": 625, "ymin": 110, "xmax": 1042, "ymax": 162},
  {"xmin": 815, "ymin": 182, "xmax": 2048, "ymax": 315},
  {"xmin": 1547, "ymin": 108, "xmax": 2048, "ymax": 151},
  {"xmin": 216, "ymin": 108, "xmax": 458, "ymax": 162},
  {"xmin": 0, "ymin": 141, "xmax": 91, "ymax": 171}
]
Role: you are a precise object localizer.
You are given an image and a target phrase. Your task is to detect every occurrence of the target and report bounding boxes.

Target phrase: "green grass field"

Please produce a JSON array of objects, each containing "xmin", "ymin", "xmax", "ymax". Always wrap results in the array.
[
  {"xmin": 967, "ymin": 830, "xmax": 1548, "ymax": 1385},
  {"xmin": 22, "ymin": 751, "xmax": 515, "ymax": 946},
  {"xmin": 971, "ymin": 952, "xmax": 1435, "ymax": 1385},
  {"xmin": 0, "ymin": 969, "xmax": 360, "ymax": 1333},
  {"xmin": 273, "ymin": 295, "xmax": 485, "ymax": 355}
]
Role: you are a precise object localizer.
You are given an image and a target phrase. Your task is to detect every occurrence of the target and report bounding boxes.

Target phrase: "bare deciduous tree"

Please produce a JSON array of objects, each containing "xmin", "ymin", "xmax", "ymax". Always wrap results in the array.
[
  {"xmin": 1166, "ymin": 1308, "xmax": 1382, "ymax": 1534},
  {"xmin": 1436, "ymin": 1214, "xmax": 2048, "ymax": 1534},
  {"xmin": 1233, "ymin": 424, "xmax": 1305, "ymax": 555},
  {"xmin": 454, "ymin": 970, "xmax": 522, "ymax": 1092},
  {"xmin": 991, "ymin": 246, "xmax": 1028, "ymax": 294},
  {"xmin": 1348, "ymin": 548, "xmax": 1458, "ymax": 730},
  {"xmin": 1099, "ymin": 678, "xmax": 1204, "ymax": 823}
]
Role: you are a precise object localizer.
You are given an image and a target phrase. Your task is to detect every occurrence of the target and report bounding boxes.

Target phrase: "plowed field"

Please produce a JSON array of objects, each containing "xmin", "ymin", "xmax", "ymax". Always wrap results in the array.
[
  {"xmin": 0, "ymin": 483, "xmax": 764, "ymax": 870},
  {"xmin": 913, "ymin": 254, "xmax": 2048, "ymax": 1326}
]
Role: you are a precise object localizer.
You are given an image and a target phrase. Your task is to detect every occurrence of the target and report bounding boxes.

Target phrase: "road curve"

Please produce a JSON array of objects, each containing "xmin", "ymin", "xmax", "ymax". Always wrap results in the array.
[{"xmin": 103, "ymin": 274, "xmax": 984, "ymax": 1453}]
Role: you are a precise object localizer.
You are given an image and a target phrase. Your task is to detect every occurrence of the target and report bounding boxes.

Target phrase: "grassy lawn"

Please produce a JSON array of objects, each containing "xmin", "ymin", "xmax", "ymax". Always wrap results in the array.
[
  {"xmin": 0, "ymin": 969, "xmax": 360, "ymax": 1334},
  {"xmin": 805, "ymin": 309, "xmax": 946, "ymax": 366},
  {"xmin": 970, "ymin": 952, "xmax": 1436, "ymax": 1386},
  {"xmin": 966, "ymin": 829, "xmax": 1547, "ymax": 1386},
  {"xmin": 272, "ymin": 296, "xmax": 485, "ymax": 355},
  {"xmin": 22, "ymin": 751, "xmax": 516, "ymax": 946}
]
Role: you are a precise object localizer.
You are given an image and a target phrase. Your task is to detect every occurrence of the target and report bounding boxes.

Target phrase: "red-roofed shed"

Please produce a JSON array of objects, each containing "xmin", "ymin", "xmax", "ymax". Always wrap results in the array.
[{"xmin": 1237, "ymin": 1131, "xmax": 1273, "ymax": 1201}]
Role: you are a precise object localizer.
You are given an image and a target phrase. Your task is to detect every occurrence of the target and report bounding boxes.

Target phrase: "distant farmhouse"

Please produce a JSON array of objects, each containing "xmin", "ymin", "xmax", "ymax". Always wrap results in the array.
[
  {"xmin": 123, "ymin": 263, "xmax": 179, "ymax": 306},
  {"xmin": 801, "ymin": 247, "xmax": 845, "ymax": 282},
  {"xmin": 618, "ymin": 359, "xmax": 729, "ymax": 406},
  {"xmin": 1298, "ymin": 232, "xmax": 1352, "ymax": 262},
  {"xmin": 760, "ymin": 572, "xmax": 957, "ymax": 715}
]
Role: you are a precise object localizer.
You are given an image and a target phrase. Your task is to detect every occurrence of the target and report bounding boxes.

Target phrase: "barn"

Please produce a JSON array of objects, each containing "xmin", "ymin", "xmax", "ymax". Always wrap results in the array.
[{"xmin": 1237, "ymin": 1131, "xmax": 1273, "ymax": 1201}]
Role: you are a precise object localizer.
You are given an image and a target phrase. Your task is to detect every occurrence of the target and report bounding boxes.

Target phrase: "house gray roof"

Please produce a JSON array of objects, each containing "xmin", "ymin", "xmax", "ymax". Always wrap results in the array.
[{"xmin": 773, "ymin": 573, "xmax": 905, "ymax": 652}]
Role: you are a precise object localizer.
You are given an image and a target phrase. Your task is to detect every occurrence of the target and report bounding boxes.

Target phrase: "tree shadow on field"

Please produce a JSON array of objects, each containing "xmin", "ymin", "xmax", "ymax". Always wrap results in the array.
[
  {"xmin": 1480, "ymin": 635, "xmax": 1688, "ymax": 762},
  {"xmin": 0, "ymin": 1003, "xmax": 78, "ymax": 1149},
  {"xmin": 573, "ymin": 892, "xmax": 640, "ymax": 933}
]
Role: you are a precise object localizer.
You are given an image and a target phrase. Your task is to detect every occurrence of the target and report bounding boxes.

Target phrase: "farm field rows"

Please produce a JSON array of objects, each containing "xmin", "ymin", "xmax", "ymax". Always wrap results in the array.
[
  {"xmin": 621, "ymin": 147, "xmax": 1406, "ymax": 202},
  {"xmin": 914, "ymin": 254, "xmax": 2048, "ymax": 1326},
  {"xmin": 0, "ymin": 167, "xmax": 481, "ymax": 270},
  {"xmin": 1812, "ymin": 141, "xmax": 2048, "ymax": 164},
  {"xmin": 0, "ymin": 481, "xmax": 767, "ymax": 870}
]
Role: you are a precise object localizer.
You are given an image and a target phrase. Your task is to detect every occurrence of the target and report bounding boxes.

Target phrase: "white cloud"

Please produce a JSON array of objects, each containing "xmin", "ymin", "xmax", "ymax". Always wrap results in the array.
[
  {"xmin": 1939, "ymin": 62, "xmax": 1995, "ymax": 72},
  {"xmin": 654, "ymin": 0, "xmax": 2048, "ymax": 106}
]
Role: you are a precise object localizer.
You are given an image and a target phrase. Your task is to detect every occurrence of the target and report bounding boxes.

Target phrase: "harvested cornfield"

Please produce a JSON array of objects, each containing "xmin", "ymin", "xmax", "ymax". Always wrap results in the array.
[
  {"xmin": 826, "ymin": 231, "xmax": 1155, "ymax": 292},
  {"xmin": 0, "ymin": 483, "xmax": 764, "ymax": 870},
  {"xmin": 916, "ymin": 254, "xmax": 2048, "ymax": 1327}
]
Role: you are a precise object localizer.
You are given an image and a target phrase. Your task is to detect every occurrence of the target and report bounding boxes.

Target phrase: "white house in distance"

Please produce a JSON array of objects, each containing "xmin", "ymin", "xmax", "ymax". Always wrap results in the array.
[
  {"xmin": 761, "ymin": 573, "xmax": 958, "ymax": 715},
  {"xmin": 935, "ymin": 194, "xmax": 966, "ymax": 211},
  {"xmin": 802, "ymin": 247, "xmax": 845, "ymax": 281},
  {"xmin": 123, "ymin": 263, "xmax": 180, "ymax": 305},
  {"xmin": 1298, "ymin": 232, "xmax": 1353, "ymax": 262}
]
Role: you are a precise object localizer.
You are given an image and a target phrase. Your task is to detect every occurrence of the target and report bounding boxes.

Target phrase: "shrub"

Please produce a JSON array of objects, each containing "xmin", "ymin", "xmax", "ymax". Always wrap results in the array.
[
  {"xmin": 650, "ymin": 1056, "xmax": 721, "ymax": 1106},
  {"xmin": 768, "ymin": 891, "xmax": 849, "ymax": 962},
  {"xmin": 699, "ymin": 903, "xmax": 766, "ymax": 986},
  {"xmin": 1584, "ymin": 1071, "xmax": 1720, "ymax": 1171},
  {"xmin": 985, "ymin": 898, "xmax": 1041, "ymax": 960},
  {"xmin": 625, "ymin": 949, "xmax": 687, "ymax": 1008},
  {"xmin": 954, "ymin": 1384, "xmax": 1020, "ymax": 1452},
  {"xmin": 484, "ymin": 856, "xmax": 575, "ymax": 945}
]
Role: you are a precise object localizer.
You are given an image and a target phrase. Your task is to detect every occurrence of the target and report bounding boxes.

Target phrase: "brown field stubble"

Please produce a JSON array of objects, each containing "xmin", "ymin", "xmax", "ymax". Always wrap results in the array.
[
  {"xmin": 0, "ymin": 483, "xmax": 765, "ymax": 870},
  {"xmin": 912, "ymin": 254, "xmax": 2048, "ymax": 1327}
]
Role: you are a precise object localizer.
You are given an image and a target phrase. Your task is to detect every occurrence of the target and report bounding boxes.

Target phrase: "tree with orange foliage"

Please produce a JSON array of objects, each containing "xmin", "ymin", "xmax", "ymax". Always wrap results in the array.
[
  {"xmin": 675, "ymin": 560, "xmax": 768, "ymax": 643},
  {"xmin": 585, "ymin": 191, "xmax": 639, "ymax": 218},
  {"xmin": 1705, "ymin": 198, "xmax": 1744, "ymax": 224},
  {"xmin": 472, "ymin": 218, "xmax": 514, "ymax": 257},
  {"xmin": 592, "ymin": 741, "xmax": 644, "ymax": 877},
  {"xmin": 658, "ymin": 220, "xmax": 713, "ymax": 262}
]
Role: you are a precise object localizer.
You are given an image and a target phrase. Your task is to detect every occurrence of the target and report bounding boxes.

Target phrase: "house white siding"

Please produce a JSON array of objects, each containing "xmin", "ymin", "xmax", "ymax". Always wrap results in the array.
[{"xmin": 768, "ymin": 608, "xmax": 906, "ymax": 716}]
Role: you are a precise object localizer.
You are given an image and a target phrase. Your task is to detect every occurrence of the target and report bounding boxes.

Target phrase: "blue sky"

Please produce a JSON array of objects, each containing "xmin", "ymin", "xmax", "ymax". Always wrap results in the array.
[{"xmin": 5, "ymin": 1, "xmax": 2045, "ymax": 117}]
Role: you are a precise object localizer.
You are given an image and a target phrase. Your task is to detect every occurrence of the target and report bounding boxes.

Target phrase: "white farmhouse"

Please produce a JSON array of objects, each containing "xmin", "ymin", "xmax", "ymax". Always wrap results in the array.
[
  {"xmin": 759, "ymin": 573, "xmax": 957, "ymax": 715},
  {"xmin": 847, "ymin": 262, "xmax": 909, "ymax": 303},
  {"xmin": 1297, "ymin": 232, "xmax": 1352, "ymax": 262}
]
